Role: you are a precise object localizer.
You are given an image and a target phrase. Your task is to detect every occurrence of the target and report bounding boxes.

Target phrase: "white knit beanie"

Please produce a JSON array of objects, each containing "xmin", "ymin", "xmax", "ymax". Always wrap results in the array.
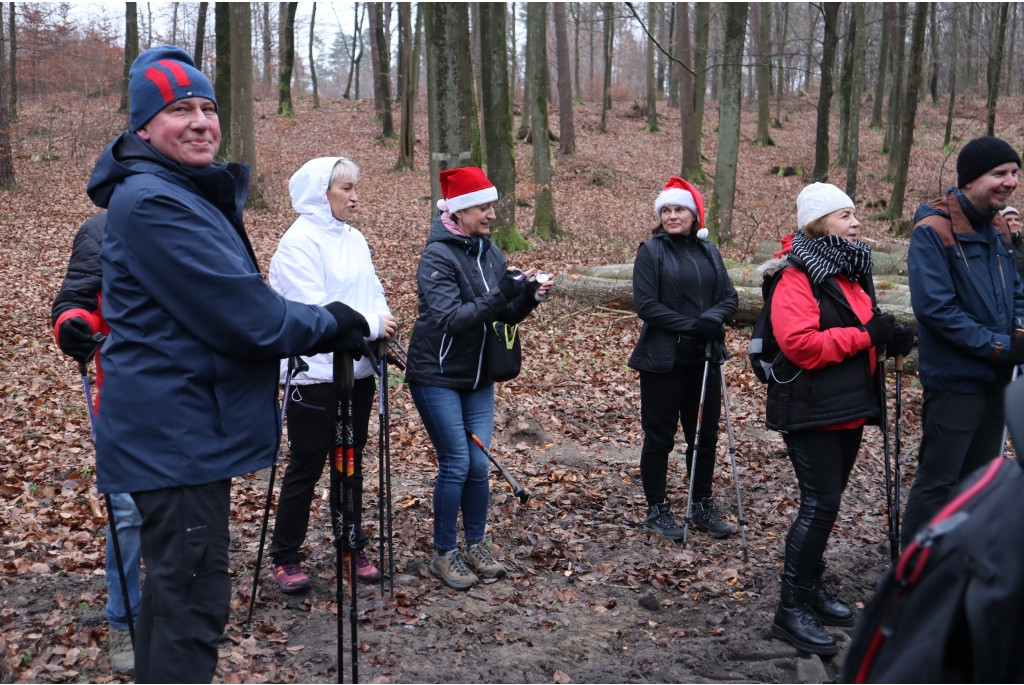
[
  {"xmin": 796, "ymin": 183, "xmax": 856, "ymax": 231},
  {"xmin": 1000, "ymin": 206, "xmax": 1020, "ymax": 217}
]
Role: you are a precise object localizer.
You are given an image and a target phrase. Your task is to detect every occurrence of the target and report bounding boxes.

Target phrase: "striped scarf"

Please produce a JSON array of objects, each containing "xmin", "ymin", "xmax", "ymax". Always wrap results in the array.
[{"xmin": 790, "ymin": 233, "xmax": 873, "ymax": 284}]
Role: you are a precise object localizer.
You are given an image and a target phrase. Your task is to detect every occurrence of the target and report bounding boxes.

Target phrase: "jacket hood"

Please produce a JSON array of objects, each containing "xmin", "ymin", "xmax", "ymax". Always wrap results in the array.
[
  {"xmin": 289, "ymin": 157, "xmax": 349, "ymax": 229},
  {"xmin": 426, "ymin": 210, "xmax": 492, "ymax": 256},
  {"xmin": 758, "ymin": 234, "xmax": 793, "ymax": 278},
  {"xmin": 87, "ymin": 131, "xmax": 249, "ymax": 223}
]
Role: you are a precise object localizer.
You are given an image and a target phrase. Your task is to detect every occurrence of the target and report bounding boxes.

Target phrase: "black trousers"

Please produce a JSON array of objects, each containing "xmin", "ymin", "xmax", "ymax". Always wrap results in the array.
[
  {"xmin": 269, "ymin": 378, "xmax": 375, "ymax": 565},
  {"xmin": 900, "ymin": 387, "xmax": 1004, "ymax": 550},
  {"xmin": 639, "ymin": 364, "xmax": 721, "ymax": 506},
  {"xmin": 782, "ymin": 427, "xmax": 862, "ymax": 586},
  {"xmin": 131, "ymin": 480, "xmax": 232, "ymax": 684}
]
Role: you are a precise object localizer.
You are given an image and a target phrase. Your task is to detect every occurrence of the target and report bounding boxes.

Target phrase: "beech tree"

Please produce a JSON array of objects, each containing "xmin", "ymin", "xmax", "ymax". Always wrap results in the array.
[
  {"xmin": 215, "ymin": 2, "xmax": 232, "ymax": 154},
  {"xmin": 692, "ymin": 3, "xmax": 709, "ymax": 159},
  {"xmin": 599, "ymin": 2, "xmax": 613, "ymax": 133},
  {"xmin": 985, "ymin": 2, "xmax": 1010, "ymax": 137},
  {"xmin": 230, "ymin": 2, "xmax": 260, "ymax": 203},
  {"xmin": 193, "ymin": 2, "xmax": 208, "ymax": 67},
  {"xmin": 277, "ymin": 1, "xmax": 297, "ymax": 116},
  {"xmin": 942, "ymin": 8, "xmax": 958, "ymax": 153},
  {"xmin": 262, "ymin": 3, "xmax": 273, "ymax": 87},
  {"xmin": 870, "ymin": 3, "xmax": 892, "ymax": 129},
  {"xmin": 119, "ymin": 3, "xmax": 139, "ymax": 115},
  {"xmin": 0, "ymin": 2, "xmax": 14, "ymax": 188},
  {"xmin": 677, "ymin": 1, "xmax": 703, "ymax": 182},
  {"xmin": 526, "ymin": 2, "xmax": 561, "ymax": 239},
  {"xmin": 644, "ymin": 3, "xmax": 659, "ymax": 132},
  {"xmin": 883, "ymin": 2, "xmax": 907, "ymax": 174},
  {"xmin": 753, "ymin": 2, "xmax": 773, "ymax": 147},
  {"xmin": 773, "ymin": 2, "xmax": 789, "ymax": 128},
  {"xmin": 553, "ymin": 2, "xmax": 576, "ymax": 153},
  {"xmin": 707, "ymin": 2, "xmax": 748, "ymax": 245},
  {"xmin": 835, "ymin": 6, "xmax": 855, "ymax": 166},
  {"xmin": 394, "ymin": 3, "xmax": 414, "ymax": 171},
  {"xmin": 845, "ymin": 2, "xmax": 866, "ymax": 201},
  {"xmin": 811, "ymin": 3, "xmax": 839, "ymax": 183},
  {"xmin": 309, "ymin": 2, "xmax": 319, "ymax": 109},
  {"xmin": 7, "ymin": 1, "xmax": 15, "ymax": 124},
  {"xmin": 480, "ymin": 2, "xmax": 527, "ymax": 252}
]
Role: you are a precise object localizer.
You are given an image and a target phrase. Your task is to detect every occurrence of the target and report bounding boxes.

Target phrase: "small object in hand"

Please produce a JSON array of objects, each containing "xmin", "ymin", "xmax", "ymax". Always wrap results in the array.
[{"xmin": 528, "ymin": 271, "xmax": 551, "ymax": 301}]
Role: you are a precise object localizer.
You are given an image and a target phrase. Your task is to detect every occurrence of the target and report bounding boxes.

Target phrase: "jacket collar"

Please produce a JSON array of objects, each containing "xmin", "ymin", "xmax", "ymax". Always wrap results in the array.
[{"xmin": 939, "ymin": 188, "xmax": 1012, "ymax": 244}]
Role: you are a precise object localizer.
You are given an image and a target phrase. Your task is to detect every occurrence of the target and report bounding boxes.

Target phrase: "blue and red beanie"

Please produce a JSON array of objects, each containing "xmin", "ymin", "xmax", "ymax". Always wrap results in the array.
[{"xmin": 129, "ymin": 46, "xmax": 217, "ymax": 132}]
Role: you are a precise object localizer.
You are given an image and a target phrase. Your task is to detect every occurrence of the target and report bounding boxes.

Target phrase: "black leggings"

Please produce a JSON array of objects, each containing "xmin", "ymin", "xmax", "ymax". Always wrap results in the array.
[
  {"xmin": 639, "ymin": 364, "xmax": 721, "ymax": 506},
  {"xmin": 269, "ymin": 378, "xmax": 375, "ymax": 565},
  {"xmin": 782, "ymin": 427, "xmax": 862, "ymax": 586}
]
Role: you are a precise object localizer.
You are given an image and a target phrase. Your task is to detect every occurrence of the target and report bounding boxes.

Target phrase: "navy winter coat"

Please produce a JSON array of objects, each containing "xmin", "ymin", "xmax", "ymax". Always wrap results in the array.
[
  {"xmin": 86, "ymin": 132, "xmax": 337, "ymax": 494},
  {"xmin": 909, "ymin": 189, "xmax": 1024, "ymax": 394}
]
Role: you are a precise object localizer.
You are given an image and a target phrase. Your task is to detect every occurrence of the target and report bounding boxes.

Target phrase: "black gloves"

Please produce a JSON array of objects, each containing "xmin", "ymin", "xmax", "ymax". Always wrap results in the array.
[
  {"xmin": 308, "ymin": 301, "xmax": 372, "ymax": 357},
  {"xmin": 1008, "ymin": 333, "xmax": 1024, "ymax": 365},
  {"xmin": 887, "ymin": 324, "xmax": 915, "ymax": 357},
  {"xmin": 864, "ymin": 312, "xmax": 896, "ymax": 347},
  {"xmin": 695, "ymin": 318, "xmax": 726, "ymax": 342},
  {"xmin": 333, "ymin": 327, "xmax": 373, "ymax": 361},
  {"xmin": 498, "ymin": 270, "xmax": 526, "ymax": 300},
  {"xmin": 58, "ymin": 317, "xmax": 100, "ymax": 363},
  {"xmin": 324, "ymin": 301, "xmax": 371, "ymax": 338}
]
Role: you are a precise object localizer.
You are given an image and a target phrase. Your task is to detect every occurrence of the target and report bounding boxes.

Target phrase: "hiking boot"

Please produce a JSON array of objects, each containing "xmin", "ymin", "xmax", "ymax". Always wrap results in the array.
[
  {"xmin": 771, "ymin": 579, "xmax": 838, "ymax": 655},
  {"xmin": 430, "ymin": 550, "xmax": 478, "ymax": 590},
  {"xmin": 811, "ymin": 562, "xmax": 855, "ymax": 627},
  {"xmin": 273, "ymin": 562, "xmax": 311, "ymax": 593},
  {"xmin": 465, "ymin": 543, "xmax": 507, "ymax": 579},
  {"xmin": 644, "ymin": 502, "xmax": 685, "ymax": 541},
  {"xmin": 691, "ymin": 497, "xmax": 735, "ymax": 539},
  {"xmin": 108, "ymin": 627, "xmax": 134, "ymax": 673},
  {"xmin": 343, "ymin": 549, "xmax": 382, "ymax": 584}
]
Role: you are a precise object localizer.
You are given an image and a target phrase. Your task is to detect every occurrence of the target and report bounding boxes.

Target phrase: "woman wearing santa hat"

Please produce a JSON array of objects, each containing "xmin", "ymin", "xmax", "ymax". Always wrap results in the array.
[
  {"xmin": 405, "ymin": 167, "xmax": 553, "ymax": 590},
  {"xmin": 628, "ymin": 177, "xmax": 739, "ymax": 544}
]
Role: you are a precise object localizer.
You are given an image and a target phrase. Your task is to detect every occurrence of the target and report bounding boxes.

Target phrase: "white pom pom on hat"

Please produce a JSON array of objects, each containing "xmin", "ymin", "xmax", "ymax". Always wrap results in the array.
[
  {"xmin": 697, "ymin": 228, "xmax": 709, "ymax": 239},
  {"xmin": 438, "ymin": 167, "xmax": 497, "ymax": 215},
  {"xmin": 796, "ymin": 182, "xmax": 855, "ymax": 230}
]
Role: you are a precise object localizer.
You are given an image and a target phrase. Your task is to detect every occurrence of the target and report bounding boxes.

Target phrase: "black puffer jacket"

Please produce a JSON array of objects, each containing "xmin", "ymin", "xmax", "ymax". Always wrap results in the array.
[
  {"xmin": 628, "ymin": 230, "xmax": 738, "ymax": 372},
  {"xmin": 51, "ymin": 211, "xmax": 106, "ymax": 326},
  {"xmin": 405, "ymin": 212, "xmax": 538, "ymax": 390}
]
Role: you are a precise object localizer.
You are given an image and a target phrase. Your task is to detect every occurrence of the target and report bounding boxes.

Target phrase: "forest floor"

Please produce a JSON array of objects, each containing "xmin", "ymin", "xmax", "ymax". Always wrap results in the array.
[{"xmin": 1, "ymin": 89, "xmax": 1020, "ymax": 683}]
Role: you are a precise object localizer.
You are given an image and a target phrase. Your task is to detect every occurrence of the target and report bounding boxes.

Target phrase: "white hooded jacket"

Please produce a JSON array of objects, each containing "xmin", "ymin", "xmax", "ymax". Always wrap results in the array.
[{"xmin": 269, "ymin": 157, "xmax": 390, "ymax": 382}]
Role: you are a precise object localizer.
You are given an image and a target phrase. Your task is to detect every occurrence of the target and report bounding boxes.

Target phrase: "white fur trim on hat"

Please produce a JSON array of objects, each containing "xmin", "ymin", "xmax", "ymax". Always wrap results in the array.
[
  {"xmin": 654, "ymin": 188, "xmax": 698, "ymax": 220},
  {"xmin": 445, "ymin": 186, "xmax": 499, "ymax": 215},
  {"xmin": 796, "ymin": 183, "xmax": 856, "ymax": 230}
]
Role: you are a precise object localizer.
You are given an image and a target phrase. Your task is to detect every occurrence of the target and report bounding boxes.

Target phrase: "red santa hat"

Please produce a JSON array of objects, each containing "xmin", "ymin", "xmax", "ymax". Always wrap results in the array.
[
  {"xmin": 437, "ymin": 167, "xmax": 499, "ymax": 214},
  {"xmin": 654, "ymin": 177, "xmax": 707, "ymax": 239}
]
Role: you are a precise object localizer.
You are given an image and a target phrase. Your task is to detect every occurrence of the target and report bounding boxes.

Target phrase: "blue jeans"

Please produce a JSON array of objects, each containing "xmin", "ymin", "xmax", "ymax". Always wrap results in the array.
[
  {"xmin": 105, "ymin": 492, "xmax": 142, "ymax": 631},
  {"xmin": 410, "ymin": 383, "xmax": 494, "ymax": 551}
]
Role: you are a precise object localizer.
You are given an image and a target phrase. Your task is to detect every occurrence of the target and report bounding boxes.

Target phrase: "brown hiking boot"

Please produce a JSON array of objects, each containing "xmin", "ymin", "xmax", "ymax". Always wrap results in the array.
[
  {"xmin": 465, "ymin": 543, "xmax": 507, "ymax": 579},
  {"xmin": 107, "ymin": 628, "xmax": 134, "ymax": 673},
  {"xmin": 430, "ymin": 550, "xmax": 478, "ymax": 590}
]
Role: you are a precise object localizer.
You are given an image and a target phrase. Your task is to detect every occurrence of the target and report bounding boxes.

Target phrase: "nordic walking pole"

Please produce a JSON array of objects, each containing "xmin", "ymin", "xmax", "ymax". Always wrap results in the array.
[
  {"xmin": 682, "ymin": 344, "xmax": 713, "ymax": 550},
  {"xmin": 246, "ymin": 356, "xmax": 308, "ymax": 631},
  {"xmin": 377, "ymin": 340, "xmax": 396, "ymax": 599},
  {"xmin": 77, "ymin": 335, "xmax": 135, "ymax": 649},
  {"xmin": 465, "ymin": 428, "xmax": 530, "ymax": 504},
  {"xmin": 1001, "ymin": 365, "xmax": 1020, "ymax": 457},
  {"xmin": 877, "ymin": 354, "xmax": 897, "ymax": 565},
  {"xmin": 333, "ymin": 351, "xmax": 357, "ymax": 684},
  {"xmin": 720, "ymin": 370, "xmax": 749, "ymax": 563},
  {"xmin": 893, "ymin": 354, "xmax": 904, "ymax": 552}
]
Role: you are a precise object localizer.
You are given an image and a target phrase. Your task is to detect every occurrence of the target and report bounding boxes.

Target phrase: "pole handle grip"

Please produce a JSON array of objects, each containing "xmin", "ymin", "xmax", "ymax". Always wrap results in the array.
[{"xmin": 895, "ymin": 353, "xmax": 904, "ymax": 372}]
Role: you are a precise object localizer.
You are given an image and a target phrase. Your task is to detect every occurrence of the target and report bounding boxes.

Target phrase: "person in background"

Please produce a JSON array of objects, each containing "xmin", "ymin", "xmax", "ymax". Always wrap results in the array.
[
  {"xmin": 1000, "ymin": 206, "xmax": 1024, "ymax": 283},
  {"xmin": 903, "ymin": 138, "xmax": 1024, "ymax": 550},
  {"xmin": 267, "ymin": 157, "xmax": 396, "ymax": 592},
  {"xmin": 86, "ymin": 46, "xmax": 370, "ymax": 683},
  {"xmin": 628, "ymin": 177, "xmax": 739, "ymax": 543},
  {"xmin": 51, "ymin": 210, "xmax": 141, "ymax": 674},
  {"xmin": 404, "ymin": 167, "xmax": 552, "ymax": 590}
]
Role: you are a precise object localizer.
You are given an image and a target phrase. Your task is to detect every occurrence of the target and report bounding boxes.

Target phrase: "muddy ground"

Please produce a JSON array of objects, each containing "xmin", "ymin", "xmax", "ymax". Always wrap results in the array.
[{"xmin": 1, "ymin": 383, "xmax": 912, "ymax": 684}]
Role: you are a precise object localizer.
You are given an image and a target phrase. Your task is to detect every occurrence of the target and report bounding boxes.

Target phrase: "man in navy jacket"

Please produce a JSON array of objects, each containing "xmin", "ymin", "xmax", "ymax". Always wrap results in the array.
[
  {"xmin": 903, "ymin": 137, "xmax": 1024, "ymax": 550},
  {"xmin": 86, "ymin": 46, "xmax": 369, "ymax": 683}
]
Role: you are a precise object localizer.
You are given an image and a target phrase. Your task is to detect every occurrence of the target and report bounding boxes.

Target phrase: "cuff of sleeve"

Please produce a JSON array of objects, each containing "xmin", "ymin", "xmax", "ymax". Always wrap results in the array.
[
  {"xmin": 992, "ymin": 333, "xmax": 1013, "ymax": 360},
  {"xmin": 53, "ymin": 308, "xmax": 101, "ymax": 346},
  {"xmin": 856, "ymin": 327, "xmax": 874, "ymax": 350}
]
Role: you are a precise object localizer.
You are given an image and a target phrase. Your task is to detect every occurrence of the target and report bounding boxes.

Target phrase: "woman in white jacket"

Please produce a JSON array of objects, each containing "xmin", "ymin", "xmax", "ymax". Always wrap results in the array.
[{"xmin": 267, "ymin": 157, "xmax": 397, "ymax": 591}]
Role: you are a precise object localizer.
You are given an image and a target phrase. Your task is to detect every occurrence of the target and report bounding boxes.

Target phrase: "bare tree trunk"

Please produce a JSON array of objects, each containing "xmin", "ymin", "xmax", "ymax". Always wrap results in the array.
[
  {"xmin": 354, "ymin": 5, "xmax": 365, "ymax": 99},
  {"xmin": 527, "ymin": 3, "xmax": 561, "ymax": 239},
  {"xmin": 368, "ymin": 2, "xmax": 384, "ymax": 117},
  {"xmin": 308, "ymin": 3, "xmax": 319, "ymax": 108},
  {"xmin": 754, "ymin": 2, "xmax": 773, "ymax": 146},
  {"xmin": 667, "ymin": 4, "xmax": 679, "ymax": 108},
  {"xmin": 172, "ymin": 2, "xmax": 179, "ymax": 44},
  {"xmin": 943, "ymin": 7, "xmax": 958, "ymax": 153},
  {"xmin": 599, "ymin": 1, "xmax": 613, "ymax": 132},
  {"xmin": 373, "ymin": 2, "xmax": 394, "ymax": 136},
  {"xmin": 230, "ymin": 2, "xmax": 260, "ymax": 203},
  {"xmin": 811, "ymin": 3, "xmax": 840, "ymax": 183},
  {"xmin": 655, "ymin": 2, "xmax": 667, "ymax": 97},
  {"xmin": 845, "ymin": 3, "xmax": 866, "ymax": 201},
  {"xmin": 928, "ymin": 1, "xmax": 938, "ymax": 105},
  {"xmin": 480, "ymin": 2, "xmax": 527, "ymax": 252},
  {"xmin": 677, "ymin": 1, "xmax": 703, "ymax": 182},
  {"xmin": 394, "ymin": 3, "xmax": 415, "ymax": 171},
  {"xmin": 693, "ymin": 2, "xmax": 709, "ymax": 157},
  {"xmin": 215, "ymin": 3, "xmax": 232, "ymax": 152},
  {"xmin": 412, "ymin": 4, "xmax": 422, "ymax": 99},
  {"xmin": 966, "ymin": 4, "xmax": 975, "ymax": 89},
  {"xmin": 7, "ymin": 2, "xmax": 16, "ymax": 124},
  {"xmin": 193, "ymin": 2, "xmax": 208, "ymax": 68},
  {"xmin": 572, "ymin": 3, "xmax": 582, "ymax": 101},
  {"xmin": 986, "ymin": 2, "xmax": 1010, "ymax": 137},
  {"xmin": 836, "ymin": 6, "xmax": 856, "ymax": 166},
  {"xmin": 424, "ymin": 3, "xmax": 481, "ymax": 213},
  {"xmin": 870, "ymin": 3, "xmax": 892, "ymax": 128},
  {"xmin": 883, "ymin": 2, "xmax": 907, "ymax": 175},
  {"xmin": 773, "ymin": 2, "xmax": 788, "ymax": 128},
  {"xmin": 344, "ymin": 4, "xmax": 364, "ymax": 100},
  {"xmin": 146, "ymin": 2, "xmax": 152, "ymax": 49},
  {"xmin": 262, "ymin": 3, "xmax": 273, "ymax": 87},
  {"xmin": 588, "ymin": 3, "xmax": 596, "ymax": 100},
  {"xmin": 707, "ymin": 2, "xmax": 748, "ymax": 245},
  {"xmin": 517, "ymin": 8, "xmax": 532, "ymax": 140},
  {"xmin": 553, "ymin": 2, "xmax": 577, "ymax": 152},
  {"xmin": 804, "ymin": 2, "xmax": 817, "ymax": 91},
  {"xmin": 0, "ymin": 3, "xmax": 15, "ymax": 188},
  {"xmin": 885, "ymin": 1, "xmax": 928, "ymax": 229},
  {"xmin": 119, "ymin": 4, "xmax": 139, "ymax": 115},
  {"xmin": 277, "ymin": 2, "xmax": 297, "ymax": 116},
  {"xmin": 644, "ymin": 3, "xmax": 659, "ymax": 132},
  {"xmin": 471, "ymin": 3, "xmax": 484, "ymax": 121}
]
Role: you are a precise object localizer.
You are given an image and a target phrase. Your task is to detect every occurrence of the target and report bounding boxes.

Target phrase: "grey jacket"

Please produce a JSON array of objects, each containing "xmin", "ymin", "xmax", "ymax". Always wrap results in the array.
[{"xmin": 405, "ymin": 212, "xmax": 538, "ymax": 389}]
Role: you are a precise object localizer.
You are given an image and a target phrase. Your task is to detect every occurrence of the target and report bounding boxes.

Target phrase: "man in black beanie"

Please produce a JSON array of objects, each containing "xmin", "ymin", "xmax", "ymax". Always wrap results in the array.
[{"xmin": 903, "ymin": 137, "xmax": 1024, "ymax": 549}]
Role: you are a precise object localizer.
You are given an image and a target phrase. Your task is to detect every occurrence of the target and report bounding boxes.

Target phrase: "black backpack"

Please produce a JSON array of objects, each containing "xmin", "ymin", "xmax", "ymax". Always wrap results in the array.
[
  {"xmin": 748, "ymin": 261, "xmax": 820, "ymax": 384},
  {"xmin": 841, "ymin": 379, "xmax": 1024, "ymax": 683}
]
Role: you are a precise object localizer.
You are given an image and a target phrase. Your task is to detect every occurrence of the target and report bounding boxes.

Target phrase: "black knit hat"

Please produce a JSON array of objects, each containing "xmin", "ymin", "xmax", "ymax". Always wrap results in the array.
[{"xmin": 957, "ymin": 137, "xmax": 1021, "ymax": 187}]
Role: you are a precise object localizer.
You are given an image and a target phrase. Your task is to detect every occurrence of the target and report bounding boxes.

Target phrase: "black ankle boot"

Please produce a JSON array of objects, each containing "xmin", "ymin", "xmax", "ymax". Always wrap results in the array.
[
  {"xmin": 811, "ymin": 562, "xmax": 855, "ymax": 627},
  {"xmin": 771, "ymin": 579, "xmax": 838, "ymax": 655}
]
